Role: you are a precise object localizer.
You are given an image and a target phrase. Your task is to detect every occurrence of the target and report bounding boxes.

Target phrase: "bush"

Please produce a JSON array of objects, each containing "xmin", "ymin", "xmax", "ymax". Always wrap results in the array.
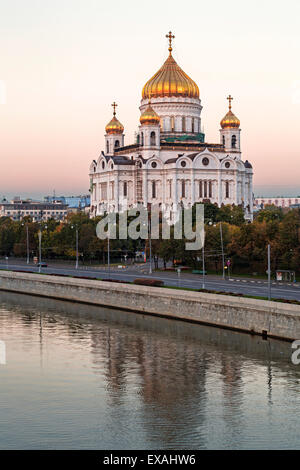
[{"xmin": 134, "ymin": 278, "xmax": 164, "ymax": 287}]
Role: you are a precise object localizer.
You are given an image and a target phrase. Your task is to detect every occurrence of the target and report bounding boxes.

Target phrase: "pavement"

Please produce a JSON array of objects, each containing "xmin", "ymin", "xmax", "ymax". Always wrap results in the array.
[{"xmin": 0, "ymin": 260, "xmax": 299, "ymax": 302}]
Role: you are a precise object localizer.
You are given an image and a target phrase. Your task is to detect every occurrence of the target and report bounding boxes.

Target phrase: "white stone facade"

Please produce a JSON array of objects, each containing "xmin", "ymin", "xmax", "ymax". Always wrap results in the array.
[{"xmin": 89, "ymin": 54, "xmax": 253, "ymax": 222}]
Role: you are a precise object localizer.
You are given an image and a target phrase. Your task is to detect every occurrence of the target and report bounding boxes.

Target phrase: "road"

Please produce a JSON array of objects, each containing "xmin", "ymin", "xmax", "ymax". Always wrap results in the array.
[{"xmin": 0, "ymin": 261, "xmax": 300, "ymax": 302}]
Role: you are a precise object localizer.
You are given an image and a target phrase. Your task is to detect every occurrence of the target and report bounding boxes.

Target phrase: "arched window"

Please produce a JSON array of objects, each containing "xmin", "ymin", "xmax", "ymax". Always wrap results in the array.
[
  {"xmin": 226, "ymin": 181, "xmax": 230, "ymax": 198},
  {"xmin": 209, "ymin": 181, "xmax": 212, "ymax": 198},
  {"xmin": 150, "ymin": 131, "xmax": 156, "ymax": 146},
  {"xmin": 106, "ymin": 141, "xmax": 109, "ymax": 154},
  {"xmin": 123, "ymin": 182, "xmax": 127, "ymax": 197},
  {"xmin": 182, "ymin": 116, "xmax": 186, "ymax": 132},
  {"xmin": 160, "ymin": 118, "xmax": 163, "ymax": 132},
  {"xmin": 141, "ymin": 132, "xmax": 144, "ymax": 146},
  {"xmin": 204, "ymin": 181, "xmax": 207, "ymax": 198},
  {"xmin": 182, "ymin": 180, "xmax": 185, "ymax": 198},
  {"xmin": 115, "ymin": 140, "xmax": 120, "ymax": 148},
  {"xmin": 222, "ymin": 135, "xmax": 225, "ymax": 146},
  {"xmin": 192, "ymin": 118, "xmax": 194, "ymax": 133},
  {"xmin": 152, "ymin": 181, "xmax": 156, "ymax": 199},
  {"xmin": 137, "ymin": 134, "xmax": 140, "ymax": 144},
  {"xmin": 231, "ymin": 135, "xmax": 237, "ymax": 149}
]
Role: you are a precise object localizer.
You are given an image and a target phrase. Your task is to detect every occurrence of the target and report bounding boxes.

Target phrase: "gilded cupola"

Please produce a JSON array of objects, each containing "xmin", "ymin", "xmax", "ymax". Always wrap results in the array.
[
  {"xmin": 105, "ymin": 101, "xmax": 124, "ymax": 135},
  {"xmin": 220, "ymin": 95, "xmax": 240, "ymax": 129},
  {"xmin": 142, "ymin": 32, "xmax": 199, "ymax": 100},
  {"xmin": 140, "ymin": 101, "xmax": 160, "ymax": 125}
]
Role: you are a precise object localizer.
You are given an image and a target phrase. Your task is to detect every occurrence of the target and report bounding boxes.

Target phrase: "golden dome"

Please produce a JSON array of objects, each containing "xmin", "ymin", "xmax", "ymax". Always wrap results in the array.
[
  {"xmin": 140, "ymin": 102, "xmax": 160, "ymax": 125},
  {"xmin": 105, "ymin": 101, "xmax": 124, "ymax": 135},
  {"xmin": 142, "ymin": 32, "xmax": 199, "ymax": 100},
  {"xmin": 220, "ymin": 95, "xmax": 240, "ymax": 129},
  {"xmin": 105, "ymin": 116, "xmax": 124, "ymax": 135}
]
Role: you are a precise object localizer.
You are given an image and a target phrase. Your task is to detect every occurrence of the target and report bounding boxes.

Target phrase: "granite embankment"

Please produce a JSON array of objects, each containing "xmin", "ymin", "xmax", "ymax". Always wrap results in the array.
[{"xmin": 0, "ymin": 271, "xmax": 299, "ymax": 341}]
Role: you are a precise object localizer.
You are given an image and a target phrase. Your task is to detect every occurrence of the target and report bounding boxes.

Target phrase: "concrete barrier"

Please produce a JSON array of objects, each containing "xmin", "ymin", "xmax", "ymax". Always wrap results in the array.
[{"xmin": 0, "ymin": 271, "xmax": 300, "ymax": 341}]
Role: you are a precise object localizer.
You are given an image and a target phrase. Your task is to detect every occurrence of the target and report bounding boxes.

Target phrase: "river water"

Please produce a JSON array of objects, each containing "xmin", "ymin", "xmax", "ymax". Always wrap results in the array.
[{"xmin": 0, "ymin": 291, "xmax": 299, "ymax": 450}]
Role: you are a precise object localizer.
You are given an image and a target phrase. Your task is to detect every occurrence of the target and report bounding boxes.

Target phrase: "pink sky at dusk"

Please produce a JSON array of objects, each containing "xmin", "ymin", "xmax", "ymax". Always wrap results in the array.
[{"xmin": 1, "ymin": 0, "xmax": 300, "ymax": 199}]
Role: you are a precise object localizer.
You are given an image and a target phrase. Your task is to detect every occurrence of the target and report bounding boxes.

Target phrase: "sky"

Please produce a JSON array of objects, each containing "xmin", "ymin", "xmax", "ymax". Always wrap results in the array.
[{"xmin": 1, "ymin": 0, "xmax": 300, "ymax": 199}]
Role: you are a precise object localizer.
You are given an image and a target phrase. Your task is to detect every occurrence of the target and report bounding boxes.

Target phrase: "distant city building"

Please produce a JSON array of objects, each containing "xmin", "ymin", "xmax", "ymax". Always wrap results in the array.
[
  {"xmin": 44, "ymin": 195, "xmax": 90, "ymax": 210},
  {"xmin": 89, "ymin": 32, "xmax": 254, "ymax": 222},
  {"xmin": 0, "ymin": 198, "xmax": 68, "ymax": 221},
  {"xmin": 255, "ymin": 197, "xmax": 300, "ymax": 210}
]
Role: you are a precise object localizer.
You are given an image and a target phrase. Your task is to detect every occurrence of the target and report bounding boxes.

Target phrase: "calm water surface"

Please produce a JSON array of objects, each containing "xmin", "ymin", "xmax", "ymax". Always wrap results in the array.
[{"xmin": 0, "ymin": 291, "xmax": 299, "ymax": 450}]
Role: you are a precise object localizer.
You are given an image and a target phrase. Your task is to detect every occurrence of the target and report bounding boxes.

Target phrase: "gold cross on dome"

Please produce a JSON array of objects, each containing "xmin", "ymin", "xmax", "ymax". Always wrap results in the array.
[
  {"xmin": 166, "ymin": 31, "xmax": 175, "ymax": 53},
  {"xmin": 111, "ymin": 101, "xmax": 118, "ymax": 116},
  {"xmin": 227, "ymin": 95, "xmax": 233, "ymax": 110}
]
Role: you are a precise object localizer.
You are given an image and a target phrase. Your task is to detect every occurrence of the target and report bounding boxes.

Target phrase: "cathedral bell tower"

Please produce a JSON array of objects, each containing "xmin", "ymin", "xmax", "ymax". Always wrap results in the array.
[
  {"xmin": 138, "ymin": 99, "xmax": 160, "ymax": 153},
  {"xmin": 220, "ymin": 95, "xmax": 241, "ymax": 152},
  {"xmin": 105, "ymin": 102, "xmax": 125, "ymax": 155}
]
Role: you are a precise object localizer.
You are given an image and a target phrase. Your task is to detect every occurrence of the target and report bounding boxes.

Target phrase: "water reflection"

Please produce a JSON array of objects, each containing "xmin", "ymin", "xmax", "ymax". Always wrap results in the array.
[{"xmin": 0, "ymin": 291, "xmax": 299, "ymax": 450}]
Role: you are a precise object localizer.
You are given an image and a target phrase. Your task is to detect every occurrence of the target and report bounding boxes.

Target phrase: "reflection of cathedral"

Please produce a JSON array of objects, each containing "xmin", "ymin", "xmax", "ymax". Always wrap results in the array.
[{"xmin": 89, "ymin": 32, "xmax": 254, "ymax": 222}]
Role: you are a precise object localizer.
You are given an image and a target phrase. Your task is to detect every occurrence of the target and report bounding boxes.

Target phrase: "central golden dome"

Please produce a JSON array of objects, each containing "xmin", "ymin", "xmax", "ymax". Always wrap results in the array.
[{"xmin": 142, "ymin": 32, "xmax": 199, "ymax": 100}]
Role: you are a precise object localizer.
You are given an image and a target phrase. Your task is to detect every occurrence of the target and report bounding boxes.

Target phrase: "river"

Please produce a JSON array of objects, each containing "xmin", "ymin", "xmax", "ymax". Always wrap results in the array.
[{"xmin": 0, "ymin": 291, "xmax": 299, "ymax": 450}]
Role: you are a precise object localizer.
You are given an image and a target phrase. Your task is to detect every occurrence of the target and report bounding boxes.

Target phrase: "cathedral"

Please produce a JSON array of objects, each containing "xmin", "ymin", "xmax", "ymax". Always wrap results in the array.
[{"xmin": 89, "ymin": 32, "xmax": 254, "ymax": 222}]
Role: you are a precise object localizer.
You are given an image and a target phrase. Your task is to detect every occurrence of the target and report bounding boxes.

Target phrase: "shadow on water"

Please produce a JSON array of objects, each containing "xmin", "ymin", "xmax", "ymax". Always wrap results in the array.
[{"xmin": 0, "ymin": 290, "xmax": 293, "ymax": 364}]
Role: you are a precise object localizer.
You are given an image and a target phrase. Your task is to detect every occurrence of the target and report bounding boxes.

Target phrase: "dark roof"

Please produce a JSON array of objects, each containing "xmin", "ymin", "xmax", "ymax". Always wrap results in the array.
[
  {"xmin": 165, "ymin": 152, "xmax": 201, "ymax": 164},
  {"xmin": 244, "ymin": 160, "xmax": 253, "ymax": 169},
  {"xmin": 112, "ymin": 156, "xmax": 135, "ymax": 166}
]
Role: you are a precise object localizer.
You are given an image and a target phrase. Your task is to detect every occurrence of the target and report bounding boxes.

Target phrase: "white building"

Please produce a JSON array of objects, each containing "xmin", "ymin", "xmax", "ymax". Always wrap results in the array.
[
  {"xmin": 0, "ymin": 198, "xmax": 68, "ymax": 221},
  {"xmin": 89, "ymin": 32, "xmax": 254, "ymax": 222},
  {"xmin": 255, "ymin": 197, "xmax": 300, "ymax": 209}
]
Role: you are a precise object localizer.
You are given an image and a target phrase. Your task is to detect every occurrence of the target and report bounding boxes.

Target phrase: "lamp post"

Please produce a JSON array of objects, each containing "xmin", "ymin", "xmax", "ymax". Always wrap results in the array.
[
  {"xmin": 220, "ymin": 222, "xmax": 225, "ymax": 280},
  {"xmin": 209, "ymin": 220, "xmax": 225, "ymax": 279},
  {"xmin": 202, "ymin": 245, "xmax": 205, "ymax": 290},
  {"xmin": 149, "ymin": 218, "xmax": 152, "ymax": 275},
  {"xmin": 267, "ymin": 244, "xmax": 271, "ymax": 301},
  {"xmin": 38, "ymin": 230, "xmax": 42, "ymax": 274},
  {"xmin": 147, "ymin": 203, "xmax": 152, "ymax": 275},
  {"xmin": 38, "ymin": 224, "xmax": 47, "ymax": 273},
  {"xmin": 107, "ymin": 234, "xmax": 110, "ymax": 277},
  {"xmin": 71, "ymin": 225, "xmax": 79, "ymax": 269},
  {"xmin": 107, "ymin": 220, "xmax": 116, "ymax": 278},
  {"xmin": 22, "ymin": 222, "xmax": 30, "ymax": 264}
]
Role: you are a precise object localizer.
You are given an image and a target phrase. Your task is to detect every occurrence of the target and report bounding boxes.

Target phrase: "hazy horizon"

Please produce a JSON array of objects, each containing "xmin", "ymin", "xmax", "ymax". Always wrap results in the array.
[
  {"xmin": 1, "ymin": 0, "xmax": 300, "ymax": 195},
  {"xmin": 2, "ymin": 185, "xmax": 300, "ymax": 203}
]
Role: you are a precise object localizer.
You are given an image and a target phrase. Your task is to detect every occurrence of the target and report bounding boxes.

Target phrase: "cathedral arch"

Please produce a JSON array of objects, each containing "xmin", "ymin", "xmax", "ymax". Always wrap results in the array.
[{"xmin": 193, "ymin": 152, "xmax": 219, "ymax": 169}]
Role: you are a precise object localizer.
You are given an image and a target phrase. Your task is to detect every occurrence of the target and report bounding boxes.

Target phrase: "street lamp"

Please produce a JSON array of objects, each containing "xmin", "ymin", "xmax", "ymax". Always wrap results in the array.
[
  {"xmin": 142, "ymin": 212, "xmax": 152, "ymax": 275},
  {"xmin": 38, "ymin": 224, "xmax": 47, "ymax": 273},
  {"xmin": 107, "ymin": 220, "xmax": 116, "ymax": 277},
  {"xmin": 219, "ymin": 222, "xmax": 225, "ymax": 280},
  {"xmin": 147, "ymin": 203, "xmax": 152, "ymax": 275},
  {"xmin": 21, "ymin": 222, "xmax": 30, "ymax": 264},
  {"xmin": 209, "ymin": 220, "xmax": 225, "ymax": 280},
  {"xmin": 71, "ymin": 225, "xmax": 79, "ymax": 269}
]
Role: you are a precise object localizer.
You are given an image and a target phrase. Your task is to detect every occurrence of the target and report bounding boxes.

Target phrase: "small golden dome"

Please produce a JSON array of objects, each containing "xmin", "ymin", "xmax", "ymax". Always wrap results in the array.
[
  {"xmin": 220, "ymin": 95, "xmax": 240, "ymax": 129},
  {"xmin": 142, "ymin": 32, "xmax": 199, "ymax": 100},
  {"xmin": 105, "ymin": 116, "xmax": 124, "ymax": 135},
  {"xmin": 105, "ymin": 101, "xmax": 124, "ymax": 135},
  {"xmin": 140, "ymin": 103, "xmax": 160, "ymax": 125}
]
